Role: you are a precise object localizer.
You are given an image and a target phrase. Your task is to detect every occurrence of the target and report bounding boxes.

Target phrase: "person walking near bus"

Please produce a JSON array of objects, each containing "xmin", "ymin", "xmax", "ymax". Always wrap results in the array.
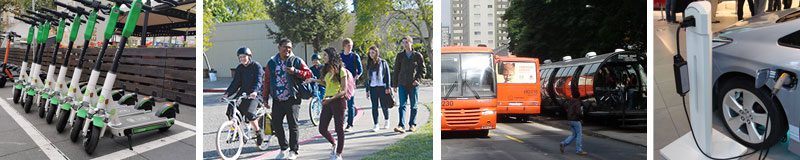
[
  {"xmin": 313, "ymin": 47, "xmax": 349, "ymax": 160},
  {"xmin": 560, "ymin": 97, "xmax": 588, "ymax": 156},
  {"xmin": 262, "ymin": 39, "xmax": 312, "ymax": 159},
  {"xmin": 365, "ymin": 46, "xmax": 392, "ymax": 132},
  {"xmin": 222, "ymin": 46, "xmax": 266, "ymax": 148},
  {"xmin": 311, "ymin": 53, "xmax": 326, "ymax": 100},
  {"xmin": 392, "ymin": 36, "xmax": 425, "ymax": 133},
  {"xmin": 340, "ymin": 38, "xmax": 362, "ymax": 132}
]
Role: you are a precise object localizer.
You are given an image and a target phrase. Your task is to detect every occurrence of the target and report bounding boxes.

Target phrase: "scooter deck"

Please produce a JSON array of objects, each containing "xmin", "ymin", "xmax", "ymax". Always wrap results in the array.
[{"xmin": 108, "ymin": 113, "xmax": 172, "ymax": 136}]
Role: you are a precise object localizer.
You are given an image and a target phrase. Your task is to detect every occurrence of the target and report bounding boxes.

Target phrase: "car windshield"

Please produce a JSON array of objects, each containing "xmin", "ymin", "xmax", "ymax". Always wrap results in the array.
[{"xmin": 442, "ymin": 53, "xmax": 496, "ymax": 99}]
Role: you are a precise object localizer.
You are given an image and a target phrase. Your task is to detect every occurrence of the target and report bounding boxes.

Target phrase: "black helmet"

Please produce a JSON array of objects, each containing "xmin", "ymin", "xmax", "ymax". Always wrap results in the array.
[{"xmin": 237, "ymin": 47, "xmax": 252, "ymax": 56}]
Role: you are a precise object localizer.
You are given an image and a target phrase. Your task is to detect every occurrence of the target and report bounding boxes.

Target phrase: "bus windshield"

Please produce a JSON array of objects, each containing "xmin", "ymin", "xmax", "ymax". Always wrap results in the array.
[
  {"xmin": 442, "ymin": 53, "xmax": 496, "ymax": 99},
  {"xmin": 497, "ymin": 61, "xmax": 537, "ymax": 84}
]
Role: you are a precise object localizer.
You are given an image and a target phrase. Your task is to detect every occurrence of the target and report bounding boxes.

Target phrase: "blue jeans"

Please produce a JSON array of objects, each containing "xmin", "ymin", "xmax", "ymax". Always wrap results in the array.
[
  {"xmin": 666, "ymin": 0, "xmax": 676, "ymax": 22},
  {"xmin": 397, "ymin": 86, "xmax": 418, "ymax": 128},
  {"xmin": 561, "ymin": 121, "xmax": 583, "ymax": 153},
  {"xmin": 347, "ymin": 95, "xmax": 356, "ymax": 127},
  {"xmin": 369, "ymin": 86, "xmax": 390, "ymax": 124}
]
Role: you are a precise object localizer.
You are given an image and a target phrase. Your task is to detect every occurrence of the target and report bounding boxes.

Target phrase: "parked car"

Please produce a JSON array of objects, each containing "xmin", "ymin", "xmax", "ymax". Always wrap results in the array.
[{"xmin": 712, "ymin": 8, "xmax": 800, "ymax": 150}]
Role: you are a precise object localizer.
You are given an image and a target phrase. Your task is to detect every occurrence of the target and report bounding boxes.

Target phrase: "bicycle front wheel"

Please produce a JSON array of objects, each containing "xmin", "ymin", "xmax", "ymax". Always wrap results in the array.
[
  {"xmin": 309, "ymin": 97, "xmax": 322, "ymax": 126},
  {"xmin": 216, "ymin": 121, "xmax": 243, "ymax": 160}
]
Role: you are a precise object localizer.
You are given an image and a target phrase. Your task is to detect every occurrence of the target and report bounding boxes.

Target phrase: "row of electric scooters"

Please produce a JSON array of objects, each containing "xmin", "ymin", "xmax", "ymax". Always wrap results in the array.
[{"xmin": 8, "ymin": 0, "xmax": 180, "ymax": 154}]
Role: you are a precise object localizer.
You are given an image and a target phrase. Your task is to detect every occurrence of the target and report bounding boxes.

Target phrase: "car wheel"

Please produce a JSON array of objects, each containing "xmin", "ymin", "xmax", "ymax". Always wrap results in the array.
[{"xmin": 717, "ymin": 76, "xmax": 786, "ymax": 150}]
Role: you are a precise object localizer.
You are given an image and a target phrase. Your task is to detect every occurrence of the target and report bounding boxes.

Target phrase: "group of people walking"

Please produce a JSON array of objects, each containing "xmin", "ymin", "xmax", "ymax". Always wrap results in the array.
[
  {"xmin": 665, "ymin": 0, "xmax": 798, "ymax": 23},
  {"xmin": 223, "ymin": 36, "xmax": 426, "ymax": 160}
]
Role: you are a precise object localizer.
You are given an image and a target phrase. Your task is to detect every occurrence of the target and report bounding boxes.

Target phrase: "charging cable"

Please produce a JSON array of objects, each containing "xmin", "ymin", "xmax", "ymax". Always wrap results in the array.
[{"xmin": 673, "ymin": 15, "xmax": 777, "ymax": 160}]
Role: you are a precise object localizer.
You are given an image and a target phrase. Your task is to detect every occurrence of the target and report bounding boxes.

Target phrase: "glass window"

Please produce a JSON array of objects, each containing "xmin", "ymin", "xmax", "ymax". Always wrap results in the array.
[
  {"xmin": 779, "ymin": 30, "xmax": 800, "ymax": 49},
  {"xmin": 441, "ymin": 53, "xmax": 496, "ymax": 99}
]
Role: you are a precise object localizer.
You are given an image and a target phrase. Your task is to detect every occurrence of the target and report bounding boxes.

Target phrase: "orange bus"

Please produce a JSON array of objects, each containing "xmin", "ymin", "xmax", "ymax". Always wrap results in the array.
[
  {"xmin": 495, "ymin": 56, "xmax": 541, "ymax": 122},
  {"xmin": 441, "ymin": 46, "xmax": 497, "ymax": 137}
]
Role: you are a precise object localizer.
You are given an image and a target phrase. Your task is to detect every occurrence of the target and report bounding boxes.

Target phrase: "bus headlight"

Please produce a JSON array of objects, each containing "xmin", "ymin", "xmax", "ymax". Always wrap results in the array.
[{"xmin": 481, "ymin": 109, "xmax": 495, "ymax": 115}]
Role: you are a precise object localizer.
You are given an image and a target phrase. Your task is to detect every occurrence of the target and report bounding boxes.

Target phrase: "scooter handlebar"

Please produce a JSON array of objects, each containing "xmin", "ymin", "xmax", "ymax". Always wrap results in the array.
[
  {"xmin": 74, "ymin": 0, "xmax": 112, "ymax": 10},
  {"xmin": 13, "ymin": 17, "xmax": 37, "ymax": 25}
]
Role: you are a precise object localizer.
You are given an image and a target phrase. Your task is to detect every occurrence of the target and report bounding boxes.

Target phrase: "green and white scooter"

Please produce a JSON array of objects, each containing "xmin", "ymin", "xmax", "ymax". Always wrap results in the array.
[
  {"xmin": 11, "ymin": 17, "xmax": 38, "ymax": 105},
  {"xmin": 82, "ymin": 0, "xmax": 179, "ymax": 154},
  {"xmin": 39, "ymin": 7, "xmax": 88, "ymax": 122},
  {"xmin": 35, "ymin": 8, "xmax": 74, "ymax": 119},
  {"xmin": 19, "ymin": 11, "xmax": 55, "ymax": 113},
  {"xmin": 54, "ymin": 0, "xmax": 109, "ymax": 133}
]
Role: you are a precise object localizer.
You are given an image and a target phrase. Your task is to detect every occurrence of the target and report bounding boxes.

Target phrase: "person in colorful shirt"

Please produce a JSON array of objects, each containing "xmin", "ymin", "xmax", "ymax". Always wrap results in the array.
[{"xmin": 262, "ymin": 39, "xmax": 312, "ymax": 159}]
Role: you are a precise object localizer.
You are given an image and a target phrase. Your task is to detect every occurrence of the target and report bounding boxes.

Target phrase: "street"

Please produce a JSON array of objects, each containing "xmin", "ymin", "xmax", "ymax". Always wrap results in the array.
[
  {"xmin": 442, "ymin": 120, "xmax": 646, "ymax": 160},
  {"xmin": 202, "ymin": 79, "xmax": 432, "ymax": 160},
  {"xmin": 0, "ymin": 86, "xmax": 197, "ymax": 159}
]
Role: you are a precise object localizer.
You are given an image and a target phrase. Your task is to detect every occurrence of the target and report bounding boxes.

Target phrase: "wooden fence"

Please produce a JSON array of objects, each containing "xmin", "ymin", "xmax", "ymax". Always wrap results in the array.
[{"xmin": 4, "ymin": 44, "xmax": 196, "ymax": 106}]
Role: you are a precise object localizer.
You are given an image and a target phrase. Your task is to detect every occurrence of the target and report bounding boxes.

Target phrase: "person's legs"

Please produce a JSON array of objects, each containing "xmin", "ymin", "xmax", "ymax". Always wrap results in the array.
[
  {"xmin": 666, "ymin": 0, "xmax": 675, "ymax": 22},
  {"xmin": 318, "ymin": 99, "xmax": 334, "ymax": 145},
  {"xmin": 333, "ymin": 98, "xmax": 347, "ymax": 154},
  {"xmin": 408, "ymin": 86, "xmax": 419, "ymax": 127},
  {"xmin": 784, "ymin": 0, "xmax": 792, "ymax": 9},
  {"xmin": 561, "ymin": 121, "xmax": 577, "ymax": 145},
  {"xmin": 346, "ymin": 96, "xmax": 356, "ymax": 128},
  {"xmin": 271, "ymin": 100, "xmax": 289, "ymax": 150},
  {"xmin": 738, "ymin": 0, "xmax": 745, "ymax": 20},
  {"xmin": 397, "ymin": 86, "xmax": 408, "ymax": 128},
  {"xmin": 369, "ymin": 87, "xmax": 380, "ymax": 125},
  {"xmin": 574, "ymin": 121, "xmax": 584, "ymax": 153},
  {"xmin": 379, "ymin": 87, "xmax": 390, "ymax": 120},
  {"xmin": 287, "ymin": 100, "xmax": 301, "ymax": 153}
]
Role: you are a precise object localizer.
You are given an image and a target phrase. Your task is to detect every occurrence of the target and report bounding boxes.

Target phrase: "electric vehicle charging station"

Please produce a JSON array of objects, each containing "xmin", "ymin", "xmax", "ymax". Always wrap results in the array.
[{"xmin": 659, "ymin": 1, "xmax": 749, "ymax": 159}]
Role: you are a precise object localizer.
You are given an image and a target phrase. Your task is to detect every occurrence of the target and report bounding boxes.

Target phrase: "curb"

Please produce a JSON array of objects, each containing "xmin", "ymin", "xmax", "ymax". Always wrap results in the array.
[{"xmin": 529, "ymin": 116, "xmax": 647, "ymax": 147}]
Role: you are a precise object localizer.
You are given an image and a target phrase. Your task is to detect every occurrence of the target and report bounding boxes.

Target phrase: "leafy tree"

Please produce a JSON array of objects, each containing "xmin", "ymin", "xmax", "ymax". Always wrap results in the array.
[
  {"xmin": 203, "ymin": 0, "xmax": 269, "ymax": 52},
  {"xmin": 263, "ymin": 0, "xmax": 351, "ymax": 52},
  {"xmin": 502, "ymin": 0, "xmax": 645, "ymax": 61}
]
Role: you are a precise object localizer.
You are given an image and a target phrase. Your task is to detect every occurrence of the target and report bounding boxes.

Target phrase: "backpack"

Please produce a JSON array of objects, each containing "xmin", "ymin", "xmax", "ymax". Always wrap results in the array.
[
  {"xmin": 285, "ymin": 56, "xmax": 314, "ymax": 99},
  {"xmin": 343, "ymin": 68, "xmax": 356, "ymax": 100}
]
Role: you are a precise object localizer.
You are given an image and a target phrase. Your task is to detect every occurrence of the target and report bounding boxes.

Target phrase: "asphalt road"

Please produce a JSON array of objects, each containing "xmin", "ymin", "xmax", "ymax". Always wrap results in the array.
[
  {"xmin": 0, "ymin": 85, "xmax": 197, "ymax": 159},
  {"xmin": 442, "ymin": 121, "xmax": 647, "ymax": 160}
]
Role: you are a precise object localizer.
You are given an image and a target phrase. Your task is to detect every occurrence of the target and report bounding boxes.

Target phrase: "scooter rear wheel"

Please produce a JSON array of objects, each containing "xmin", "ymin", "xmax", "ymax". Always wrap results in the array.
[
  {"xmin": 23, "ymin": 95, "xmax": 33, "ymax": 113},
  {"xmin": 84, "ymin": 126, "xmax": 101, "ymax": 154},
  {"xmin": 69, "ymin": 117, "xmax": 84, "ymax": 142},
  {"xmin": 45, "ymin": 103, "xmax": 57, "ymax": 123},
  {"xmin": 56, "ymin": 109, "xmax": 69, "ymax": 132},
  {"xmin": 13, "ymin": 88, "xmax": 20, "ymax": 104}
]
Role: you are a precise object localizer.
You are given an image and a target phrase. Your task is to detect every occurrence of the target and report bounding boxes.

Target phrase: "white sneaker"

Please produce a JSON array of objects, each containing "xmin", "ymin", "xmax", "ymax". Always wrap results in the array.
[
  {"xmin": 330, "ymin": 144, "xmax": 336, "ymax": 159},
  {"xmin": 382, "ymin": 120, "xmax": 390, "ymax": 129},
  {"xmin": 372, "ymin": 124, "xmax": 380, "ymax": 132},
  {"xmin": 344, "ymin": 126, "xmax": 352, "ymax": 132},
  {"xmin": 276, "ymin": 149, "xmax": 288, "ymax": 159},
  {"xmin": 286, "ymin": 151, "xmax": 298, "ymax": 159},
  {"xmin": 335, "ymin": 155, "xmax": 343, "ymax": 160}
]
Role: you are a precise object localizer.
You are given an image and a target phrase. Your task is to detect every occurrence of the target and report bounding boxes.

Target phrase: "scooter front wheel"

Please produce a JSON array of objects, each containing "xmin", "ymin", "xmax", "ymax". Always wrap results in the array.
[
  {"xmin": 69, "ymin": 117, "xmax": 84, "ymax": 142},
  {"xmin": 13, "ymin": 88, "xmax": 20, "ymax": 104},
  {"xmin": 56, "ymin": 109, "xmax": 69, "ymax": 132},
  {"xmin": 38, "ymin": 98, "xmax": 46, "ymax": 118},
  {"xmin": 84, "ymin": 126, "xmax": 101, "ymax": 154},
  {"xmin": 45, "ymin": 103, "xmax": 57, "ymax": 123},
  {"xmin": 23, "ymin": 95, "xmax": 33, "ymax": 113}
]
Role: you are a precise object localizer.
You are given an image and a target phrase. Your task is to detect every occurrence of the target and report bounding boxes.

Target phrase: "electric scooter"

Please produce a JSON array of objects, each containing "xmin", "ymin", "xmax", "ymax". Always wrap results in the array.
[
  {"xmin": 0, "ymin": 31, "xmax": 22, "ymax": 88},
  {"xmin": 19, "ymin": 11, "xmax": 55, "ymax": 113},
  {"xmin": 39, "ymin": 7, "xmax": 87, "ymax": 122},
  {"xmin": 54, "ymin": 0, "xmax": 109, "ymax": 133},
  {"xmin": 82, "ymin": 0, "xmax": 179, "ymax": 154},
  {"xmin": 34, "ymin": 8, "xmax": 79, "ymax": 120},
  {"xmin": 11, "ymin": 17, "xmax": 38, "ymax": 105}
]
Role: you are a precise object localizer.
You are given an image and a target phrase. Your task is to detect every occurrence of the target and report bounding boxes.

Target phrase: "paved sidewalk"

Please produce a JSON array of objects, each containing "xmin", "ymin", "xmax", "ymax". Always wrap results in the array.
[{"xmin": 202, "ymin": 85, "xmax": 433, "ymax": 159}]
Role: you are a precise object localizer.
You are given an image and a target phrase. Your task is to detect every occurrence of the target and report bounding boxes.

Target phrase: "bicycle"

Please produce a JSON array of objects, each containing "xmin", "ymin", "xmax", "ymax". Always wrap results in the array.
[
  {"xmin": 216, "ymin": 93, "xmax": 274, "ymax": 160},
  {"xmin": 308, "ymin": 83, "xmax": 322, "ymax": 126}
]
